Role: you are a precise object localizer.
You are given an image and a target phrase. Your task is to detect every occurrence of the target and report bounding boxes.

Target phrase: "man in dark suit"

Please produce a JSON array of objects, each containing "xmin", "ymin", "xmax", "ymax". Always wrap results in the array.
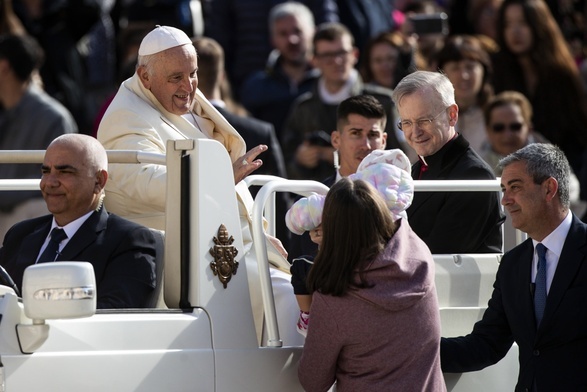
[
  {"xmin": 392, "ymin": 70, "xmax": 504, "ymax": 253},
  {"xmin": 441, "ymin": 143, "xmax": 587, "ymax": 390},
  {"xmin": 0, "ymin": 134, "xmax": 156, "ymax": 309}
]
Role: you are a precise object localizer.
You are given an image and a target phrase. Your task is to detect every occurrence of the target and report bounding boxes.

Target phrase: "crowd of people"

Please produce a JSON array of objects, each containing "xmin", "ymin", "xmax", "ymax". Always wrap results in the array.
[{"xmin": 1, "ymin": 0, "xmax": 587, "ymax": 390}]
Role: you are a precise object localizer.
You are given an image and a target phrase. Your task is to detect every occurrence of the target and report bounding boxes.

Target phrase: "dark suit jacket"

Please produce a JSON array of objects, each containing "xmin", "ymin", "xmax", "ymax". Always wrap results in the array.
[
  {"xmin": 214, "ymin": 105, "xmax": 286, "ymax": 178},
  {"xmin": 407, "ymin": 134, "xmax": 504, "ymax": 253},
  {"xmin": 441, "ymin": 214, "xmax": 587, "ymax": 391},
  {"xmin": 0, "ymin": 207, "xmax": 156, "ymax": 309}
]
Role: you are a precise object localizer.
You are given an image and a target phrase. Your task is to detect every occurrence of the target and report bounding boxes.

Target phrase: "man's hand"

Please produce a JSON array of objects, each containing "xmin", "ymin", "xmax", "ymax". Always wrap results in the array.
[{"xmin": 233, "ymin": 144, "xmax": 266, "ymax": 184}]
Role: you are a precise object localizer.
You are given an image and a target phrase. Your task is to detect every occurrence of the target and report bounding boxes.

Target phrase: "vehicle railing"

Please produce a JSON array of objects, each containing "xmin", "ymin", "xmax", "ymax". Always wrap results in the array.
[
  {"xmin": 0, "ymin": 150, "xmax": 166, "ymax": 191},
  {"xmin": 0, "ymin": 150, "xmax": 166, "ymax": 165},
  {"xmin": 250, "ymin": 176, "xmax": 527, "ymax": 347},
  {"xmin": 251, "ymin": 179, "xmax": 330, "ymax": 347},
  {"xmin": 0, "ymin": 150, "xmax": 526, "ymax": 347}
]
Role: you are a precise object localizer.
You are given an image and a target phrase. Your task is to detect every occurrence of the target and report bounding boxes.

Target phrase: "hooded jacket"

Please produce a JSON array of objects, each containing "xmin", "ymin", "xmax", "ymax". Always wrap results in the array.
[{"xmin": 298, "ymin": 219, "xmax": 446, "ymax": 392}]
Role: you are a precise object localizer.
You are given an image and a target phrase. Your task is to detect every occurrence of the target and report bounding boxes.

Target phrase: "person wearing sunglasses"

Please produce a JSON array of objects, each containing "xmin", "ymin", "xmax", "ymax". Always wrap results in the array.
[
  {"xmin": 480, "ymin": 90, "xmax": 547, "ymax": 175},
  {"xmin": 392, "ymin": 70, "xmax": 504, "ymax": 254}
]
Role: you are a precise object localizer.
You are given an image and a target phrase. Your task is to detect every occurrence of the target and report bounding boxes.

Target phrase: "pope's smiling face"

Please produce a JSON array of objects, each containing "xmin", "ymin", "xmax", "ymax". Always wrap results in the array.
[{"xmin": 138, "ymin": 44, "xmax": 199, "ymax": 115}]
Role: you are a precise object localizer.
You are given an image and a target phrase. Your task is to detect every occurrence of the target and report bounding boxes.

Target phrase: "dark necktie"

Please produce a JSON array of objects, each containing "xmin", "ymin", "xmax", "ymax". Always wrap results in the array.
[
  {"xmin": 534, "ymin": 243, "xmax": 548, "ymax": 326},
  {"xmin": 38, "ymin": 228, "xmax": 68, "ymax": 263}
]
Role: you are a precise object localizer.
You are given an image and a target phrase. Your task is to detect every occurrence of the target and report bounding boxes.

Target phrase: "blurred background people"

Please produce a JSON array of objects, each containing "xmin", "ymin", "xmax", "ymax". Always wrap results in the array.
[
  {"xmin": 12, "ymin": 0, "xmax": 104, "ymax": 134},
  {"xmin": 0, "ymin": 33, "xmax": 77, "ymax": 239},
  {"xmin": 0, "ymin": 0, "xmax": 25, "ymax": 35},
  {"xmin": 480, "ymin": 90, "xmax": 545, "ymax": 173},
  {"xmin": 240, "ymin": 1, "xmax": 319, "ymax": 139},
  {"xmin": 193, "ymin": 35, "xmax": 292, "ymax": 250},
  {"xmin": 334, "ymin": 0, "xmax": 396, "ymax": 59},
  {"xmin": 448, "ymin": 0, "xmax": 504, "ymax": 42},
  {"xmin": 492, "ymin": 0, "xmax": 587, "ymax": 200},
  {"xmin": 400, "ymin": 0, "xmax": 448, "ymax": 71},
  {"xmin": 205, "ymin": 0, "xmax": 338, "ymax": 96},
  {"xmin": 436, "ymin": 34, "xmax": 494, "ymax": 154},
  {"xmin": 281, "ymin": 22, "xmax": 403, "ymax": 181},
  {"xmin": 359, "ymin": 31, "xmax": 414, "ymax": 90}
]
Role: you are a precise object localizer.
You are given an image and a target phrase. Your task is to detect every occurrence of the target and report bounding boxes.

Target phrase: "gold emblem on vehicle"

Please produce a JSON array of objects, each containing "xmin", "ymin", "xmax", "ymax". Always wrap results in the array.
[{"xmin": 209, "ymin": 224, "xmax": 239, "ymax": 288}]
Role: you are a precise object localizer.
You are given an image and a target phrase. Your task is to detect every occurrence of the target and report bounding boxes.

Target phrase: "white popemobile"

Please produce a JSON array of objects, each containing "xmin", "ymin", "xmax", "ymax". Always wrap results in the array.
[{"xmin": 0, "ymin": 139, "xmax": 518, "ymax": 391}]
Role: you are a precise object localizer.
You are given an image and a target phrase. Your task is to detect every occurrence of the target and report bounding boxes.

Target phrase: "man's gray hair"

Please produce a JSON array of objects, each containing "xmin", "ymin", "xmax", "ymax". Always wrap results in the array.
[
  {"xmin": 391, "ymin": 70, "xmax": 456, "ymax": 108},
  {"xmin": 269, "ymin": 1, "xmax": 315, "ymax": 34},
  {"xmin": 498, "ymin": 143, "xmax": 571, "ymax": 208}
]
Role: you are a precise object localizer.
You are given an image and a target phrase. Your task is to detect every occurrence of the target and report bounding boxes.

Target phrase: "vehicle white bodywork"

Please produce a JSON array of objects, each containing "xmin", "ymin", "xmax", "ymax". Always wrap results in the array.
[{"xmin": 0, "ymin": 140, "xmax": 519, "ymax": 391}]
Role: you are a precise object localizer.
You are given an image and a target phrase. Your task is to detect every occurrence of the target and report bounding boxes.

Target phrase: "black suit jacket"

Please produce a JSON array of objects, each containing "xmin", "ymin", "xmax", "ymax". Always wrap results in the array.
[
  {"xmin": 214, "ymin": 105, "xmax": 286, "ymax": 178},
  {"xmin": 407, "ymin": 134, "xmax": 504, "ymax": 253},
  {"xmin": 441, "ymin": 214, "xmax": 587, "ymax": 391},
  {"xmin": 0, "ymin": 207, "xmax": 156, "ymax": 309}
]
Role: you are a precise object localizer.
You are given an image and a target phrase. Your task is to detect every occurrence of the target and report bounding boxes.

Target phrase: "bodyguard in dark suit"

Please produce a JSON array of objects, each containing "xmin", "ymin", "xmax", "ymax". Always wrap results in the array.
[
  {"xmin": 441, "ymin": 143, "xmax": 587, "ymax": 391},
  {"xmin": 0, "ymin": 134, "xmax": 156, "ymax": 309},
  {"xmin": 392, "ymin": 70, "xmax": 504, "ymax": 253}
]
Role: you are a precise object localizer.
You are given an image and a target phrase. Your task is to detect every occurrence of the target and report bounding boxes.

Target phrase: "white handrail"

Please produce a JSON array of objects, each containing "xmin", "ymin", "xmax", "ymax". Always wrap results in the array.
[
  {"xmin": 252, "ymin": 179, "xmax": 329, "ymax": 347},
  {"xmin": 414, "ymin": 179, "xmax": 501, "ymax": 191},
  {"xmin": 0, "ymin": 150, "xmax": 166, "ymax": 165},
  {"xmin": 0, "ymin": 179, "xmax": 40, "ymax": 191},
  {"xmin": 0, "ymin": 150, "xmax": 167, "ymax": 191}
]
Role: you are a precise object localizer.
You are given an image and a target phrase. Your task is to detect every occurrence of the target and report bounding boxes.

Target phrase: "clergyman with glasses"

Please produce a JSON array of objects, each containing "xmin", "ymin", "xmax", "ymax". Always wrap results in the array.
[
  {"xmin": 280, "ymin": 22, "xmax": 408, "ymax": 181},
  {"xmin": 391, "ymin": 70, "xmax": 504, "ymax": 253}
]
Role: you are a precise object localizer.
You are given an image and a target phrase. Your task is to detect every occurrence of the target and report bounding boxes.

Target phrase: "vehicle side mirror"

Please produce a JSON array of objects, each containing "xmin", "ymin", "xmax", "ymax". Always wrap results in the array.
[{"xmin": 23, "ymin": 262, "xmax": 96, "ymax": 321}]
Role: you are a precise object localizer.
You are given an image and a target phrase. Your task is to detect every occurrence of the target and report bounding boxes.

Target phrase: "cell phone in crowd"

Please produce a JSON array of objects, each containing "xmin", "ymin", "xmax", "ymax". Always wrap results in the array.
[{"xmin": 409, "ymin": 12, "xmax": 449, "ymax": 36}]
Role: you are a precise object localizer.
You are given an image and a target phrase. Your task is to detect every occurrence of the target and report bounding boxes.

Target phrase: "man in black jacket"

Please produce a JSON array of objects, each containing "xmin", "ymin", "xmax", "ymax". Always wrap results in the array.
[
  {"xmin": 392, "ymin": 70, "xmax": 504, "ymax": 253},
  {"xmin": 441, "ymin": 143, "xmax": 587, "ymax": 390},
  {"xmin": 0, "ymin": 134, "xmax": 156, "ymax": 308}
]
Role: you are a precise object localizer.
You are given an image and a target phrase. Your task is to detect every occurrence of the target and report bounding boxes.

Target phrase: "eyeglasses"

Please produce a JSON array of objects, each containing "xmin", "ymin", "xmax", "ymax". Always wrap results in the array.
[
  {"xmin": 314, "ymin": 49, "xmax": 352, "ymax": 62},
  {"xmin": 491, "ymin": 122, "xmax": 523, "ymax": 133},
  {"xmin": 397, "ymin": 107, "xmax": 447, "ymax": 132}
]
